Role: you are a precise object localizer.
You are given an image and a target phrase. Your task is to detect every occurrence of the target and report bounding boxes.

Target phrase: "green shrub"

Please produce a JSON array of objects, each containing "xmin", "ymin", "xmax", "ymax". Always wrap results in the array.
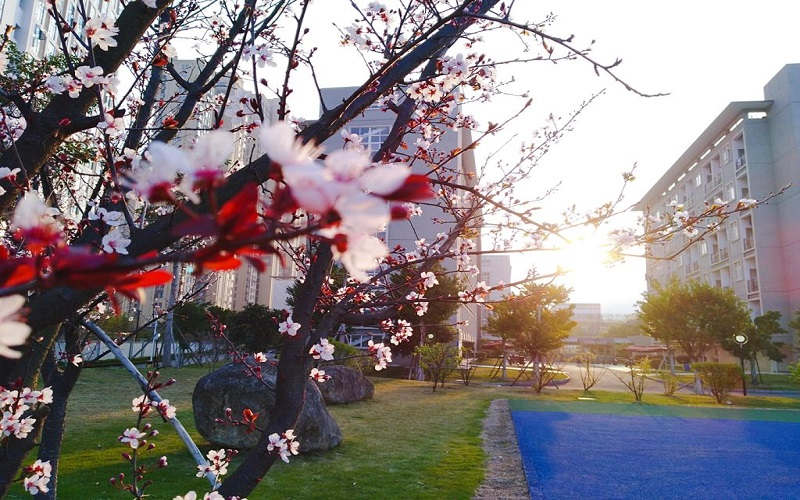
[
  {"xmin": 416, "ymin": 343, "xmax": 461, "ymax": 392},
  {"xmin": 791, "ymin": 363, "xmax": 800, "ymax": 385},
  {"xmin": 693, "ymin": 362, "xmax": 742, "ymax": 403},
  {"xmin": 329, "ymin": 339, "xmax": 372, "ymax": 373},
  {"xmin": 659, "ymin": 372, "xmax": 679, "ymax": 396}
]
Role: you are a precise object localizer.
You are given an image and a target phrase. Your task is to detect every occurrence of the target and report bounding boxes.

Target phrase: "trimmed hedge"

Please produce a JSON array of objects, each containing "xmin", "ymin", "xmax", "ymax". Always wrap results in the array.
[{"xmin": 693, "ymin": 362, "xmax": 742, "ymax": 403}]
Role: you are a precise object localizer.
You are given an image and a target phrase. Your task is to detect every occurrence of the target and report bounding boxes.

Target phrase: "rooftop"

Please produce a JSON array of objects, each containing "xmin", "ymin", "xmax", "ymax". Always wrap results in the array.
[{"xmin": 634, "ymin": 100, "xmax": 773, "ymax": 210}]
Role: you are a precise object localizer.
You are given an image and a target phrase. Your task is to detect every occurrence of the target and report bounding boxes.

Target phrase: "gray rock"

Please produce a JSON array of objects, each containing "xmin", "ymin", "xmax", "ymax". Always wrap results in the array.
[
  {"xmin": 314, "ymin": 365, "xmax": 374, "ymax": 404},
  {"xmin": 192, "ymin": 361, "xmax": 342, "ymax": 452}
]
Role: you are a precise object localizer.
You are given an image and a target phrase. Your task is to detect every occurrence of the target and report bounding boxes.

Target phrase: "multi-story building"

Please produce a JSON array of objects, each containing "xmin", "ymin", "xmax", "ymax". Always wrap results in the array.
[
  {"xmin": 318, "ymin": 86, "xmax": 482, "ymax": 349},
  {"xmin": 635, "ymin": 64, "xmax": 800, "ymax": 369},
  {"xmin": 569, "ymin": 303, "xmax": 604, "ymax": 338},
  {"xmin": 478, "ymin": 254, "xmax": 511, "ymax": 347},
  {"xmin": 133, "ymin": 60, "xmax": 297, "ymax": 325},
  {"xmin": 1, "ymin": 0, "xmax": 121, "ymax": 59}
]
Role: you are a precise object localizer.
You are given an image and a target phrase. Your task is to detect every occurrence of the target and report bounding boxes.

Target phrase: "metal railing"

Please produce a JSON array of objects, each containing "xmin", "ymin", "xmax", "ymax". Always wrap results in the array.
[
  {"xmin": 710, "ymin": 248, "xmax": 729, "ymax": 265},
  {"xmin": 748, "ymin": 279, "xmax": 759, "ymax": 296},
  {"xmin": 705, "ymin": 175, "xmax": 722, "ymax": 194}
]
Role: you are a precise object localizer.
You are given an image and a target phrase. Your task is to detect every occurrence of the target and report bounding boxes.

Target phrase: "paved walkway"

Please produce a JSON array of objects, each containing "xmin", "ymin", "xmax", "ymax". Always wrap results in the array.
[{"xmin": 472, "ymin": 400, "xmax": 530, "ymax": 499}]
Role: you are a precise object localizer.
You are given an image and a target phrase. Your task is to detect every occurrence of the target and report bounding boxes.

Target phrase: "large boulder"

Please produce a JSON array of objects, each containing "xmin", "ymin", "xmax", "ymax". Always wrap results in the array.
[
  {"xmin": 192, "ymin": 361, "xmax": 342, "ymax": 452},
  {"xmin": 314, "ymin": 365, "xmax": 374, "ymax": 404}
]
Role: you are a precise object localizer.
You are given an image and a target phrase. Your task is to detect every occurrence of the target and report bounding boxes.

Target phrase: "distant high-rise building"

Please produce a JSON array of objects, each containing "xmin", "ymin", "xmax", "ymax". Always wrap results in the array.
[
  {"xmin": 132, "ymin": 60, "xmax": 298, "ymax": 325},
  {"xmin": 568, "ymin": 303, "xmax": 603, "ymax": 338},
  {"xmin": 478, "ymin": 254, "xmax": 511, "ymax": 346},
  {"xmin": 318, "ymin": 87, "xmax": 481, "ymax": 348},
  {"xmin": 635, "ymin": 64, "xmax": 800, "ymax": 369}
]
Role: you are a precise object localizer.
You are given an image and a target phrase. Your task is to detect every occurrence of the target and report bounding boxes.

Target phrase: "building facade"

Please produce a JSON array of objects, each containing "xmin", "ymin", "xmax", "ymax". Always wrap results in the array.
[
  {"xmin": 636, "ymin": 64, "xmax": 800, "ymax": 368},
  {"xmin": 478, "ymin": 254, "xmax": 511, "ymax": 345},
  {"xmin": 318, "ymin": 86, "xmax": 482, "ymax": 348},
  {"xmin": 569, "ymin": 303, "xmax": 604, "ymax": 338},
  {"xmin": 1, "ymin": 0, "xmax": 122, "ymax": 60},
  {"xmin": 132, "ymin": 61, "xmax": 298, "ymax": 325}
]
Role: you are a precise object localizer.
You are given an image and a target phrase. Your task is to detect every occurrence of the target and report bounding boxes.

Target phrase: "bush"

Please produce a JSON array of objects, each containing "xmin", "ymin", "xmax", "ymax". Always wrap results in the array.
[
  {"xmin": 659, "ymin": 372, "xmax": 679, "ymax": 396},
  {"xmin": 612, "ymin": 358, "xmax": 650, "ymax": 402},
  {"xmin": 329, "ymin": 339, "xmax": 372, "ymax": 373},
  {"xmin": 416, "ymin": 343, "xmax": 461, "ymax": 392},
  {"xmin": 693, "ymin": 362, "xmax": 742, "ymax": 404},
  {"xmin": 791, "ymin": 363, "xmax": 800, "ymax": 386}
]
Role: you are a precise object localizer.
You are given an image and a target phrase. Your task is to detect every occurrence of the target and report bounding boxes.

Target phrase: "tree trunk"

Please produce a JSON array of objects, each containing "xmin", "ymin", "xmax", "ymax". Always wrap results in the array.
[
  {"xmin": 501, "ymin": 339, "xmax": 507, "ymax": 381},
  {"xmin": 36, "ymin": 346, "xmax": 81, "ymax": 500},
  {"xmin": 749, "ymin": 357, "xmax": 759, "ymax": 385}
]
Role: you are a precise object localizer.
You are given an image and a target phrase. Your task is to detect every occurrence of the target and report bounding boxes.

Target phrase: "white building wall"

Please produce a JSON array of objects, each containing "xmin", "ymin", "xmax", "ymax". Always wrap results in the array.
[{"xmin": 637, "ymin": 64, "xmax": 800, "ymax": 368}]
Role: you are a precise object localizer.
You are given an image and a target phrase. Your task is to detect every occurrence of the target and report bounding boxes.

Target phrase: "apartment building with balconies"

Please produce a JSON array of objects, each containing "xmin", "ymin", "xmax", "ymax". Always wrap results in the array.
[
  {"xmin": 318, "ymin": 86, "xmax": 482, "ymax": 349},
  {"xmin": 636, "ymin": 64, "xmax": 800, "ymax": 368}
]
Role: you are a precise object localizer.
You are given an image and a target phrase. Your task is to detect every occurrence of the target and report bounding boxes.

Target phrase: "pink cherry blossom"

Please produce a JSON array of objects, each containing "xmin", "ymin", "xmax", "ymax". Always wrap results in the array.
[
  {"xmin": 22, "ymin": 459, "xmax": 51, "ymax": 495},
  {"xmin": 102, "ymin": 229, "xmax": 131, "ymax": 255},
  {"xmin": 308, "ymin": 338, "xmax": 334, "ymax": 361},
  {"xmin": 278, "ymin": 316, "xmax": 301, "ymax": 336},
  {"xmin": 119, "ymin": 427, "xmax": 146, "ymax": 449},
  {"xmin": 309, "ymin": 367, "xmax": 330, "ymax": 382},
  {"xmin": 332, "ymin": 231, "xmax": 388, "ymax": 282},
  {"xmin": 0, "ymin": 295, "xmax": 31, "ymax": 359},
  {"xmin": 74, "ymin": 65, "xmax": 105, "ymax": 87}
]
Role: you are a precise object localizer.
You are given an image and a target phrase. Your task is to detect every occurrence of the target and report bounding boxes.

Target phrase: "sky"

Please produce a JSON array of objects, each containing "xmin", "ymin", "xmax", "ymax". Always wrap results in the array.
[{"xmin": 180, "ymin": 1, "xmax": 800, "ymax": 315}]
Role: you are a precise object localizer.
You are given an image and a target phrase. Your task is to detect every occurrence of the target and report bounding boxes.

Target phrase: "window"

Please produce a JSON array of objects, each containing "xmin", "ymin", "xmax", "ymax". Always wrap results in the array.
[
  {"xmin": 726, "ymin": 184, "xmax": 735, "ymax": 201},
  {"xmin": 734, "ymin": 262, "xmax": 744, "ymax": 281},
  {"xmin": 350, "ymin": 126, "xmax": 390, "ymax": 153},
  {"xmin": 695, "ymin": 174, "xmax": 702, "ymax": 187},
  {"xmin": 700, "ymin": 240, "xmax": 708, "ymax": 255},
  {"xmin": 728, "ymin": 222, "xmax": 739, "ymax": 241}
]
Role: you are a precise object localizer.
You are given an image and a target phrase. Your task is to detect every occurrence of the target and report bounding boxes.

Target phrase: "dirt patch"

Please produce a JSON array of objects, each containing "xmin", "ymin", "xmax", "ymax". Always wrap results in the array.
[{"xmin": 473, "ymin": 399, "xmax": 533, "ymax": 499}]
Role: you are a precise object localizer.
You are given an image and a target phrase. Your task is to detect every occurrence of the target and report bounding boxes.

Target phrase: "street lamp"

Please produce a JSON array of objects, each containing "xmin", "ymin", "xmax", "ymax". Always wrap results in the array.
[{"xmin": 734, "ymin": 333, "xmax": 748, "ymax": 396}]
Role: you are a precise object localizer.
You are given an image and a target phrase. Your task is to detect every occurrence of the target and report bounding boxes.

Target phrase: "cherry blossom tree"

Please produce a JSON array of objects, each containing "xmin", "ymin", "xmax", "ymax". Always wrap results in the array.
[{"xmin": 0, "ymin": 0, "xmax": 777, "ymax": 497}]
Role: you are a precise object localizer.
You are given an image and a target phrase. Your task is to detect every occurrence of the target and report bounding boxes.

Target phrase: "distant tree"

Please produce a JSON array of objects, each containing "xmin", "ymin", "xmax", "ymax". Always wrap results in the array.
[
  {"xmin": 173, "ymin": 302, "xmax": 212, "ymax": 341},
  {"xmin": 718, "ymin": 310, "xmax": 786, "ymax": 384},
  {"xmin": 790, "ymin": 310, "xmax": 800, "ymax": 346},
  {"xmin": 97, "ymin": 314, "xmax": 132, "ymax": 334},
  {"xmin": 487, "ymin": 283, "xmax": 575, "ymax": 381},
  {"xmin": 390, "ymin": 263, "xmax": 463, "ymax": 357},
  {"xmin": 638, "ymin": 280, "xmax": 751, "ymax": 362},
  {"xmin": 207, "ymin": 305, "xmax": 235, "ymax": 327},
  {"xmin": 227, "ymin": 304, "xmax": 283, "ymax": 353},
  {"xmin": 603, "ymin": 318, "xmax": 644, "ymax": 338}
]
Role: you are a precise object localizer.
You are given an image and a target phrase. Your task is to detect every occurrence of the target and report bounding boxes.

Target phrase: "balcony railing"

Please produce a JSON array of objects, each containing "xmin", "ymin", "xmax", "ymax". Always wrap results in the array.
[
  {"xmin": 743, "ymin": 237, "xmax": 754, "ymax": 251},
  {"xmin": 705, "ymin": 175, "xmax": 722, "ymax": 194},
  {"xmin": 735, "ymin": 156, "xmax": 746, "ymax": 169},
  {"xmin": 747, "ymin": 279, "xmax": 759, "ymax": 296},
  {"xmin": 710, "ymin": 248, "xmax": 729, "ymax": 265}
]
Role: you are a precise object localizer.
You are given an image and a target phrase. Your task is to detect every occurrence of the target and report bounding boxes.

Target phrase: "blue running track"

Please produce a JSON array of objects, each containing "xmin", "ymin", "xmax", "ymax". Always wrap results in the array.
[{"xmin": 511, "ymin": 401, "xmax": 800, "ymax": 499}]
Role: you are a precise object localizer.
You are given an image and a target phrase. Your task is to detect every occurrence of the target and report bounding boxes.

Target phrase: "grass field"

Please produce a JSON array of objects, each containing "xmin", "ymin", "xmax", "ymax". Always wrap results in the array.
[{"xmin": 7, "ymin": 366, "xmax": 800, "ymax": 498}]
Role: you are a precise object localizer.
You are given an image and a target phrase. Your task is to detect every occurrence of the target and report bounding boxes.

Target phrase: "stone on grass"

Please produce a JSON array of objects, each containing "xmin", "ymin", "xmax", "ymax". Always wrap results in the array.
[
  {"xmin": 314, "ymin": 365, "xmax": 374, "ymax": 404},
  {"xmin": 192, "ymin": 361, "xmax": 342, "ymax": 452}
]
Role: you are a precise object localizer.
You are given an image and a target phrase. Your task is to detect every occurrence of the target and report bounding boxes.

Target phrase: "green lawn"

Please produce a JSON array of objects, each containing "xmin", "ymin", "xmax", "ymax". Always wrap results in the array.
[
  {"xmin": 8, "ymin": 366, "xmax": 800, "ymax": 499},
  {"xmin": 752, "ymin": 373, "xmax": 799, "ymax": 391}
]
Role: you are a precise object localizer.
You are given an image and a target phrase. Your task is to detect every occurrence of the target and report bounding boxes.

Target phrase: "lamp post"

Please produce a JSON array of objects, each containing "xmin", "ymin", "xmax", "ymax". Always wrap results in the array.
[{"xmin": 734, "ymin": 333, "xmax": 748, "ymax": 396}]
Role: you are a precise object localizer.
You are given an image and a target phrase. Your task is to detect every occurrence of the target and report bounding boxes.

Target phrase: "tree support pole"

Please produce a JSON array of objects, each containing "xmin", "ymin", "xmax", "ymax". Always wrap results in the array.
[{"xmin": 81, "ymin": 320, "xmax": 216, "ymax": 488}]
